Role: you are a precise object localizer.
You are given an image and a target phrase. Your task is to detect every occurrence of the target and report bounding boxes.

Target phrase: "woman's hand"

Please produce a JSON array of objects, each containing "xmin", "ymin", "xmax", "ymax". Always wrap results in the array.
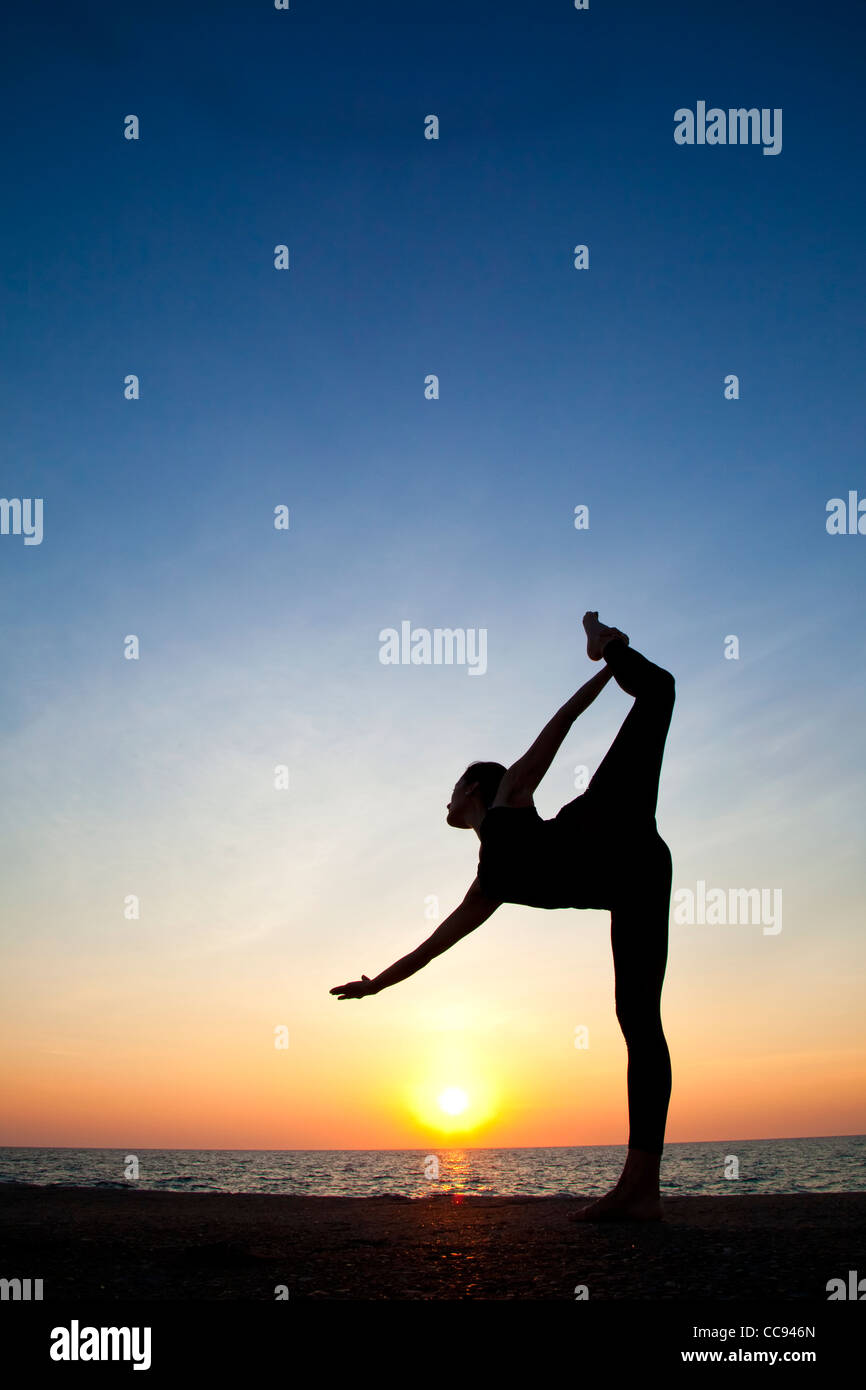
[{"xmin": 330, "ymin": 974, "xmax": 377, "ymax": 1000}]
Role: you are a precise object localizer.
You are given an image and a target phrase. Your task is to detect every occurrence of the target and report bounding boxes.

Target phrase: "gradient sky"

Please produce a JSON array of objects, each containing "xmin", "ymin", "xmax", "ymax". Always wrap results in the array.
[{"xmin": 1, "ymin": 0, "xmax": 864, "ymax": 1151}]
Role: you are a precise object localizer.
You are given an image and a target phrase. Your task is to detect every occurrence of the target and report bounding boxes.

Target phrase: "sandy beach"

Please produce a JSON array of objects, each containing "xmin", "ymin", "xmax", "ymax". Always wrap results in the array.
[{"xmin": 2, "ymin": 1185, "xmax": 863, "ymax": 1300}]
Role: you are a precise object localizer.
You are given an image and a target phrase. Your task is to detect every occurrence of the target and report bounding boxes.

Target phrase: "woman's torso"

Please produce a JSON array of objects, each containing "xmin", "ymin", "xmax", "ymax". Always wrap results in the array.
[{"xmin": 477, "ymin": 800, "xmax": 668, "ymax": 910}]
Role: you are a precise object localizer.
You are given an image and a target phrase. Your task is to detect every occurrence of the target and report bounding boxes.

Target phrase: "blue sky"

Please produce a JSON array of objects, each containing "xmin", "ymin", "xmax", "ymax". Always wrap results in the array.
[{"xmin": 0, "ymin": 0, "xmax": 864, "ymax": 1146}]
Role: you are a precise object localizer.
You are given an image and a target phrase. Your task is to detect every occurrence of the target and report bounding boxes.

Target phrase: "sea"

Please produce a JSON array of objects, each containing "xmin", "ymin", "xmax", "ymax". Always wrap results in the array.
[{"xmin": 1, "ymin": 1136, "xmax": 863, "ymax": 1197}]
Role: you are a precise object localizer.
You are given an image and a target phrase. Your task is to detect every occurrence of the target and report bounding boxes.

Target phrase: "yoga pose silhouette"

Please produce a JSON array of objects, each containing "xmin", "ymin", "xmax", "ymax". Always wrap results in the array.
[{"xmin": 331, "ymin": 612, "xmax": 676, "ymax": 1221}]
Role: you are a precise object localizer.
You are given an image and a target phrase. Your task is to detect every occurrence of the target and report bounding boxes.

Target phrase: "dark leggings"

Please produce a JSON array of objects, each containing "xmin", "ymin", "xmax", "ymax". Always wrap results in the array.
[{"xmin": 562, "ymin": 639, "xmax": 675, "ymax": 1155}]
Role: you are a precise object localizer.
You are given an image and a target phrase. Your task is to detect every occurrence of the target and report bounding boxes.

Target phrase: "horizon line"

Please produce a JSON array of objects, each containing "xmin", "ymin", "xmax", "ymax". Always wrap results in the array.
[{"xmin": 2, "ymin": 1133, "xmax": 863, "ymax": 1154}]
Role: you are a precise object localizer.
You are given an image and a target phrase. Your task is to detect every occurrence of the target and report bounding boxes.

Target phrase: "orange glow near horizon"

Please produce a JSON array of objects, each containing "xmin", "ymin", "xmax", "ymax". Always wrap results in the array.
[
  {"xmin": 2, "ymin": 1011, "xmax": 864, "ymax": 1150},
  {"xmin": 2, "ymin": 844, "xmax": 864, "ymax": 1152}
]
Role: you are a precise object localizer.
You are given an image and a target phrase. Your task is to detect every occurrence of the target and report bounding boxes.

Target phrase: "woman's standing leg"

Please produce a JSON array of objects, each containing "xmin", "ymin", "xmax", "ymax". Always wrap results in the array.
[
  {"xmin": 570, "ymin": 842, "xmax": 673, "ymax": 1221},
  {"xmin": 614, "ymin": 856, "xmax": 673, "ymax": 1157}
]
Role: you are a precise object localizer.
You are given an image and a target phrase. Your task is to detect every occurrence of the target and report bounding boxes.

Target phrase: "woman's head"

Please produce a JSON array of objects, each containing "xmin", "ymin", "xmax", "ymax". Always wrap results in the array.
[{"xmin": 446, "ymin": 761, "xmax": 507, "ymax": 828}]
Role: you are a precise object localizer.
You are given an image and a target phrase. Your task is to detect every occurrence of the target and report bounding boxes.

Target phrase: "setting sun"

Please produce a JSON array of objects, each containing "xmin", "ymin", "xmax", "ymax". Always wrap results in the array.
[
  {"xmin": 438, "ymin": 1087, "xmax": 469, "ymax": 1116},
  {"xmin": 405, "ymin": 1056, "xmax": 501, "ymax": 1137}
]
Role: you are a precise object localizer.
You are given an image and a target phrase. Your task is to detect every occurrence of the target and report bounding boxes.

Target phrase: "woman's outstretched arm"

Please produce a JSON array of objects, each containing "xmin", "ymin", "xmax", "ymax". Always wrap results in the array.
[
  {"xmin": 330, "ymin": 877, "xmax": 501, "ymax": 998},
  {"xmin": 494, "ymin": 664, "xmax": 615, "ymax": 805}
]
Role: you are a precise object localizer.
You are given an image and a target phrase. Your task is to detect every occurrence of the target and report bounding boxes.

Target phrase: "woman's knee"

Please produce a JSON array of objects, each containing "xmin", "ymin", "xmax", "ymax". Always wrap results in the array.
[
  {"xmin": 615, "ymin": 998, "xmax": 664, "ymax": 1035},
  {"xmin": 630, "ymin": 663, "xmax": 674, "ymax": 708},
  {"xmin": 650, "ymin": 667, "xmax": 675, "ymax": 703}
]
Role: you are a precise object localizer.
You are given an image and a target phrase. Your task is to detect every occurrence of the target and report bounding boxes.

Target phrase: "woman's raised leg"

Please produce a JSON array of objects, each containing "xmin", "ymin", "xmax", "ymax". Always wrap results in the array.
[{"xmin": 581, "ymin": 630, "xmax": 675, "ymax": 826}]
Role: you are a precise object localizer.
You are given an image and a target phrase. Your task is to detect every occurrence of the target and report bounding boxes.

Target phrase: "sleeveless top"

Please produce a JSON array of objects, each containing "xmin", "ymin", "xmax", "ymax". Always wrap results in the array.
[
  {"xmin": 476, "ymin": 802, "xmax": 613, "ymax": 910},
  {"xmin": 476, "ymin": 800, "xmax": 669, "ymax": 910}
]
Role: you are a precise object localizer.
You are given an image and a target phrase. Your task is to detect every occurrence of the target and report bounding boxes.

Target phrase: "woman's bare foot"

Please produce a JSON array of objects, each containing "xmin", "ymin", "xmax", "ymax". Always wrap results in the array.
[
  {"xmin": 582, "ymin": 611, "xmax": 629, "ymax": 661},
  {"xmin": 568, "ymin": 1147, "xmax": 662, "ymax": 1222},
  {"xmin": 568, "ymin": 1188, "xmax": 662, "ymax": 1223}
]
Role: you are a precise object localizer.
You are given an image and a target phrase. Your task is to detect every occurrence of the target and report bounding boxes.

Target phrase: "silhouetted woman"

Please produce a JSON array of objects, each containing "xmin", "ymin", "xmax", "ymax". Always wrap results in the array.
[{"xmin": 332, "ymin": 612, "xmax": 676, "ymax": 1221}]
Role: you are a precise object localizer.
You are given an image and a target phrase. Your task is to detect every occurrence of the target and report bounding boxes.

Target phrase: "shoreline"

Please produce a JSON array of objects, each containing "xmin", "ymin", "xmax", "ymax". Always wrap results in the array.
[{"xmin": 2, "ymin": 1186, "xmax": 863, "ymax": 1300}]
